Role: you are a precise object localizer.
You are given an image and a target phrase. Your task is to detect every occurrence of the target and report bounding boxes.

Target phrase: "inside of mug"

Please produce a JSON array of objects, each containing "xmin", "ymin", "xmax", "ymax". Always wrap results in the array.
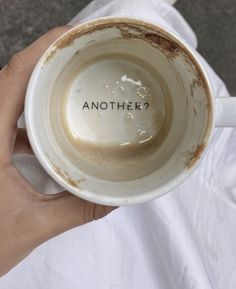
[{"xmin": 28, "ymin": 19, "xmax": 213, "ymax": 204}]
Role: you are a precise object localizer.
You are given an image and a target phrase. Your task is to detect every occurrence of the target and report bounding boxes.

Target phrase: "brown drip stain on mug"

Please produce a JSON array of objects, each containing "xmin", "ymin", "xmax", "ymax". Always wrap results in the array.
[
  {"xmin": 185, "ymin": 143, "xmax": 206, "ymax": 169},
  {"xmin": 53, "ymin": 165, "xmax": 81, "ymax": 188},
  {"xmin": 45, "ymin": 154, "xmax": 85, "ymax": 188},
  {"xmin": 43, "ymin": 21, "xmax": 182, "ymax": 64},
  {"xmin": 117, "ymin": 24, "xmax": 180, "ymax": 60}
]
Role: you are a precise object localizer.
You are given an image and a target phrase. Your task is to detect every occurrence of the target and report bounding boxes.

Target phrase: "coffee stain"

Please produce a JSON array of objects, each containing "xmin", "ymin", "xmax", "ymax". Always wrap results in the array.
[
  {"xmin": 53, "ymin": 165, "xmax": 85, "ymax": 188},
  {"xmin": 86, "ymin": 39, "xmax": 96, "ymax": 45},
  {"xmin": 43, "ymin": 23, "xmax": 116, "ymax": 64},
  {"xmin": 190, "ymin": 77, "xmax": 205, "ymax": 97},
  {"xmin": 45, "ymin": 153, "xmax": 85, "ymax": 189},
  {"xmin": 74, "ymin": 49, "xmax": 80, "ymax": 56},
  {"xmin": 186, "ymin": 97, "xmax": 189, "ymax": 107},
  {"xmin": 117, "ymin": 24, "xmax": 180, "ymax": 60},
  {"xmin": 43, "ymin": 21, "xmax": 181, "ymax": 64},
  {"xmin": 185, "ymin": 143, "xmax": 206, "ymax": 169},
  {"xmin": 190, "ymin": 85, "xmax": 194, "ymax": 97},
  {"xmin": 145, "ymin": 33, "xmax": 178, "ymax": 52},
  {"xmin": 44, "ymin": 47, "xmax": 58, "ymax": 64}
]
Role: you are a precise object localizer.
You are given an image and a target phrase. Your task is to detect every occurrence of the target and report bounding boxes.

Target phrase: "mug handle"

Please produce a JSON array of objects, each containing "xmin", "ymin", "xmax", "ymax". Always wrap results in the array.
[{"xmin": 215, "ymin": 97, "xmax": 236, "ymax": 127}]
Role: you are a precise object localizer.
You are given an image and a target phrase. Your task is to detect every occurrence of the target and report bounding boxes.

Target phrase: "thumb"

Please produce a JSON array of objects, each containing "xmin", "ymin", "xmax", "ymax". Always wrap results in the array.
[{"xmin": 36, "ymin": 192, "xmax": 117, "ymax": 243}]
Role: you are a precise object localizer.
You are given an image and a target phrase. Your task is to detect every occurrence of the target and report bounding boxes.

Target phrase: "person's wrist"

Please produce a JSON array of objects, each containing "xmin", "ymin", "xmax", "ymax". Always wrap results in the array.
[
  {"xmin": 0, "ymin": 194, "xmax": 47, "ymax": 277},
  {"xmin": 15, "ymin": 194, "xmax": 50, "ymax": 248},
  {"xmin": 33, "ymin": 192, "xmax": 116, "ymax": 243},
  {"xmin": 30, "ymin": 192, "xmax": 85, "ymax": 244}
]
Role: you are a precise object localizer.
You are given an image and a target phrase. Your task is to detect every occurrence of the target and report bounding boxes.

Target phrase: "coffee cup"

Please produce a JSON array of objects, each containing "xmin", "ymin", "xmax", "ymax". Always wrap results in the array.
[{"xmin": 25, "ymin": 17, "xmax": 236, "ymax": 206}]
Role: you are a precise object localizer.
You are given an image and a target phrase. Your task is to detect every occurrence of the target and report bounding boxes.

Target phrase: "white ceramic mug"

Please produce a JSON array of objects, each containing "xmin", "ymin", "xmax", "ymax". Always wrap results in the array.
[{"xmin": 25, "ymin": 17, "xmax": 236, "ymax": 206}]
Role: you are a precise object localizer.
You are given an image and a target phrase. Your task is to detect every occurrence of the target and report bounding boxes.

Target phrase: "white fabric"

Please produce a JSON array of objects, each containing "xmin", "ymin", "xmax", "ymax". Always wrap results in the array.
[{"xmin": 1, "ymin": 0, "xmax": 236, "ymax": 288}]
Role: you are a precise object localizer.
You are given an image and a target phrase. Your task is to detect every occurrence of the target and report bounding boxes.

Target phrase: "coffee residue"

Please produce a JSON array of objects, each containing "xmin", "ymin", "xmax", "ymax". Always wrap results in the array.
[
  {"xmin": 185, "ymin": 143, "xmax": 206, "ymax": 169},
  {"xmin": 43, "ymin": 20, "xmax": 182, "ymax": 64},
  {"xmin": 45, "ymin": 154, "xmax": 85, "ymax": 188}
]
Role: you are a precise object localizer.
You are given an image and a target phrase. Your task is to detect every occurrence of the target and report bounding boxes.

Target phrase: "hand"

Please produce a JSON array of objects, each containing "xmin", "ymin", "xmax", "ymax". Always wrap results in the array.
[{"xmin": 0, "ymin": 26, "xmax": 116, "ymax": 277}]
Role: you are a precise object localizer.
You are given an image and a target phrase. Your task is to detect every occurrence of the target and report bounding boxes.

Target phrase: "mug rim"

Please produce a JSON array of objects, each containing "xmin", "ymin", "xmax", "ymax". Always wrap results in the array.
[{"xmin": 25, "ymin": 16, "xmax": 215, "ymax": 205}]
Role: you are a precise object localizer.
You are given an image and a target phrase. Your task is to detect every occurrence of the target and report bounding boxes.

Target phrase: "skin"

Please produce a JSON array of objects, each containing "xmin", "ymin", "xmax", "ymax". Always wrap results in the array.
[{"xmin": 0, "ymin": 26, "xmax": 117, "ymax": 277}]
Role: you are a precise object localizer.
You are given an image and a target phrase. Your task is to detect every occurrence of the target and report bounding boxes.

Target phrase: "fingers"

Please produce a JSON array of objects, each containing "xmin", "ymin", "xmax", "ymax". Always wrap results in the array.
[
  {"xmin": 0, "ymin": 26, "xmax": 71, "ymax": 165},
  {"xmin": 13, "ymin": 128, "xmax": 33, "ymax": 155},
  {"xmin": 36, "ymin": 192, "xmax": 117, "ymax": 242}
]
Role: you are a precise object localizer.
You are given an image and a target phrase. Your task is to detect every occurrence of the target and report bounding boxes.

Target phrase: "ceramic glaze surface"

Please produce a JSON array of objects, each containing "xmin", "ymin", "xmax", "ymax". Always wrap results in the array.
[{"xmin": 25, "ymin": 17, "xmax": 216, "ymax": 205}]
